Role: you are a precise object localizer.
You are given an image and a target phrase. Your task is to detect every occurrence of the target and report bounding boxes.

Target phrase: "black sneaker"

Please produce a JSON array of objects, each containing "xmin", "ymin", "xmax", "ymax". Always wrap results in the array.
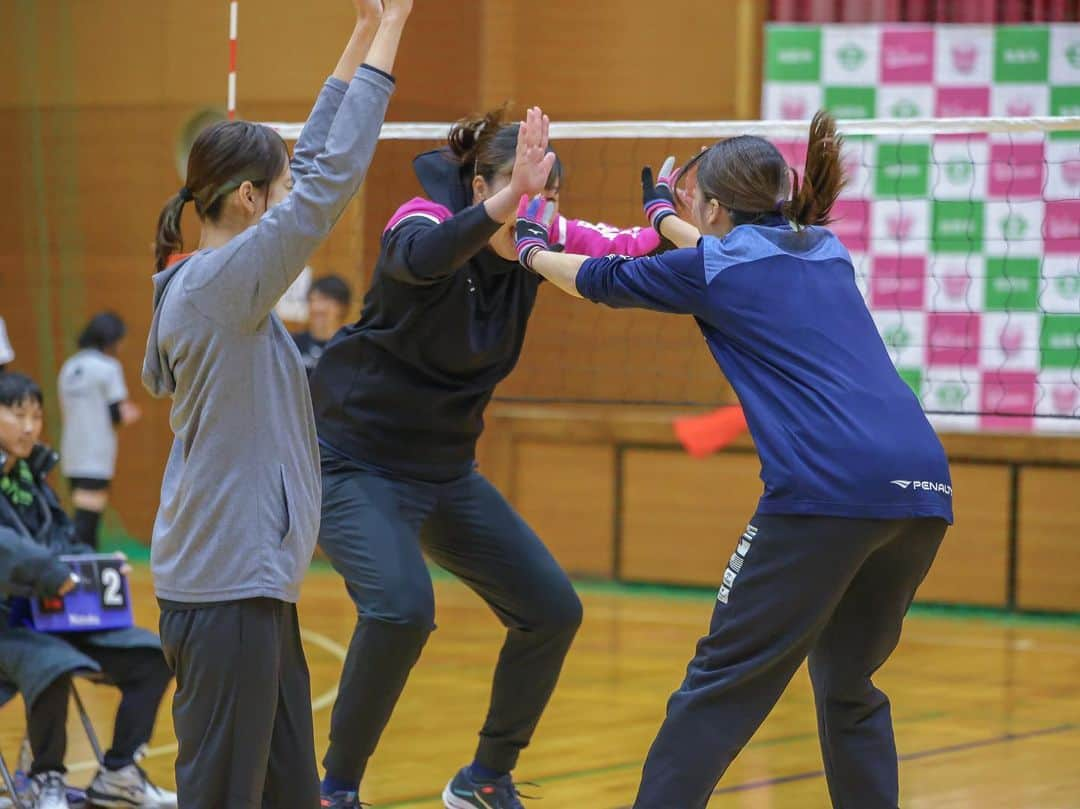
[{"xmin": 442, "ymin": 767, "xmax": 534, "ymax": 809}]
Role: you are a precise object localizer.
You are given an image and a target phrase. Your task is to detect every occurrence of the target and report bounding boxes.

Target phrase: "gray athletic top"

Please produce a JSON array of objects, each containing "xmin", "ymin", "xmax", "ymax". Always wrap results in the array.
[{"xmin": 141, "ymin": 66, "xmax": 394, "ymax": 604}]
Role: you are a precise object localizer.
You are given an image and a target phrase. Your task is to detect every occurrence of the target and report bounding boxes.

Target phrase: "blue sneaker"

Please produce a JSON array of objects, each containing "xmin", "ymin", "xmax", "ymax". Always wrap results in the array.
[{"xmin": 442, "ymin": 767, "xmax": 534, "ymax": 809}]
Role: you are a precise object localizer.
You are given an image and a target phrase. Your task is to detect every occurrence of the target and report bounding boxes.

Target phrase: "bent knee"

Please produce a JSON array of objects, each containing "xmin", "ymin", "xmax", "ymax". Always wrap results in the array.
[
  {"xmin": 530, "ymin": 587, "xmax": 584, "ymax": 635},
  {"xmin": 364, "ymin": 587, "xmax": 436, "ymax": 633}
]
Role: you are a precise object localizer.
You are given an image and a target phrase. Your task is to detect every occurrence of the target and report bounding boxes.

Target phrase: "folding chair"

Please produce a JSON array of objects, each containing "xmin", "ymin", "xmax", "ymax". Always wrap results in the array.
[{"xmin": 0, "ymin": 678, "xmax": 104, "ymax": 809}]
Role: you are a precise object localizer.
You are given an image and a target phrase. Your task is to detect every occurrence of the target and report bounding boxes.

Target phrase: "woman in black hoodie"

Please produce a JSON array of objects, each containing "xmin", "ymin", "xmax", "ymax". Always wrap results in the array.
[{"xmin": 310, "ymin": 110, "xmax": 661, "ymax": 809}]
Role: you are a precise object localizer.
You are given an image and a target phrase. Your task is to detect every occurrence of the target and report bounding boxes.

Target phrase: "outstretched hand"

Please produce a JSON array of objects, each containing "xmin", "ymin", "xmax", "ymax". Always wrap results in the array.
[
  {"xmin": 642, "ymin": 156, "xmax": 678, "ymax": 231},
  {"xmin": 509, "ymin": 107, "xmax": 557, "ymax": 199}
]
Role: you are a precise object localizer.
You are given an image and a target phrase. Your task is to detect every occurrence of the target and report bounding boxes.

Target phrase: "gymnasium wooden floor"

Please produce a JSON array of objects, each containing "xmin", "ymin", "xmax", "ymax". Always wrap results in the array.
[{"xmin": 8, "ymin": 565, "xmax": 1079, "ymax": 808}]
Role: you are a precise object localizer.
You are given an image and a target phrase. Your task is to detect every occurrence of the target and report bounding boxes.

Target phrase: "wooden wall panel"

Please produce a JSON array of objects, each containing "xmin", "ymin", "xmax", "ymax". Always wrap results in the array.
[
  {"xmin": 485, "ymin": 0, "xmax": 765, "ymax": 120},
  {"xmin": 915, "ymin": 463, "xmax": 1010, "ymax": 607},
  {"xmin": 511, "ymin": 442, "xmax": 615, "ymax": 577},
  {"xmin": 621, "ymin": 449, "xmax": 763, "ymax": 586},
  {"xmin": 1017, "ymin": 467, "xmax": 1080, "ymax": 611},
  {"xmin": 481, "ymin": 407, "xmax": 1079, "ymax": 611}
]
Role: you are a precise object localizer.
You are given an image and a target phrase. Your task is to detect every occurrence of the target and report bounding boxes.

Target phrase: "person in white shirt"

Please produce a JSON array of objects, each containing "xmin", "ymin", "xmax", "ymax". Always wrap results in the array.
[
  {"xmin": 0, "ymin": 316, "xmax": 14, "ymax": 372},
  {"xmin": 58, "ymin": 312, "xmax": 141, "ymax": 548}
]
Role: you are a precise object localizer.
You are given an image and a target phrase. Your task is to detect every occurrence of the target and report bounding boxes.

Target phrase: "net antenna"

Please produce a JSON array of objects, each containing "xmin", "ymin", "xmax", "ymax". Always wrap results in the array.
[{"xmin": 227, "ymin": 1, "xmax": 239, "ymax": 120}]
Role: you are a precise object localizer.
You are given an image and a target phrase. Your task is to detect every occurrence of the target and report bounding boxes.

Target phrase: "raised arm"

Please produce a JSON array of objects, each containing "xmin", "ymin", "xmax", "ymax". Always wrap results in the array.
[
  {"xmin": 377, "ymin": 105, "xmax": 556, "ymax": 286},
  {"xmin": 378, "ymin": 200, "xmax": 503, "ymax": 286},
  {"xmin": 194, "ymin": 6, "xmax": 410, "ymax": 331},
  {"xmin": 292, "ymin": 1, "xmax": 385, "ymax": 181}
]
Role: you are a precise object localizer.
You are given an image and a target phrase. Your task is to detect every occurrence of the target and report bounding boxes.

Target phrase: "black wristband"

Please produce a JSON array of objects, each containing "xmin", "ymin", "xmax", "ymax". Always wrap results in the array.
[{"xmin": 359, "ymin": 64, "xmax": 396, "ymax": 84}]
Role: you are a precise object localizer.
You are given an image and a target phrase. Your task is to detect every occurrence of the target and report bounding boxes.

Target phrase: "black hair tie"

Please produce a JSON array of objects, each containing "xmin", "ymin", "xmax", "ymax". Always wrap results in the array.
[{"xmin": 178, "ymin": 187, "xmax": 194, "ymax": 203}]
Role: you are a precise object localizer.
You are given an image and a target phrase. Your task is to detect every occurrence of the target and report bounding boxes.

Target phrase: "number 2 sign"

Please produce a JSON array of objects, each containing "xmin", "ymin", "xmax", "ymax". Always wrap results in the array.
[{"xmin": 29, "ymin": 554, "xmax": 135, "ymax": 633}]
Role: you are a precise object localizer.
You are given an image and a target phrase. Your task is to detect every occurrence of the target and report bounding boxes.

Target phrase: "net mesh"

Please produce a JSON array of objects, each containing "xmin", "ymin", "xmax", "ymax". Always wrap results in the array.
[{"xmin": 267, "ymin": 117, "xmax": 1080, "ymax": 433}]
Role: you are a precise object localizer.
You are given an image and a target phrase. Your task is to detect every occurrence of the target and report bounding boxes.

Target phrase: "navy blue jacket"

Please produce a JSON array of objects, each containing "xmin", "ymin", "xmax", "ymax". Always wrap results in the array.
[{"xmin": 577, "ymin": 216, "xmax": 953, "ymax": 522}]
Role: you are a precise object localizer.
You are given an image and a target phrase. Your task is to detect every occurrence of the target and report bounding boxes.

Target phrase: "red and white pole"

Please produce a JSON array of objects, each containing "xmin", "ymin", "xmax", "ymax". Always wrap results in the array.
[{"xmin": 227, "ymin": 1, "xmax": 238, "ymax": 119}]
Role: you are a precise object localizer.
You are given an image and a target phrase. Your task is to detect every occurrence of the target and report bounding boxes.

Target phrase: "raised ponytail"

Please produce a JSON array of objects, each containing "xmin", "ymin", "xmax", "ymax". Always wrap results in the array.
[
  {"xmin": 154, "ymin": 192, "xmax": 188, "ymax": 272},
  {"xmin": 781, "ymin": 110, "xmax": 845, "ymax": 228},
  {"xmin": 445, "ymin": 106, "xmax": 561, "ymax": 189},
  {"xmin": 447, "ymin": 107, "xmax": 508, "ymax": 172}
]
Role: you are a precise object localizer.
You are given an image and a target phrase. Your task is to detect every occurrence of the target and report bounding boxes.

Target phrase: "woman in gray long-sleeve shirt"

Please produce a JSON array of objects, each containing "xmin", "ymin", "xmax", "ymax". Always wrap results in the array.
[{"xmin": 141, "ymin": 3, "xmax": 410, "ymax": 807}]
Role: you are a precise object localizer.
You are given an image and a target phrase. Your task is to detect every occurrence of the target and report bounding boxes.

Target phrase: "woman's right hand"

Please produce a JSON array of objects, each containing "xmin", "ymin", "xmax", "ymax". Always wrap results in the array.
[
  {"xmin": 509, "ymin": 107, "xmax": 557, "ymax": 199},
  {"xmin": 482, "ymin": 107, "xmax": 556, "ymax": 227}
]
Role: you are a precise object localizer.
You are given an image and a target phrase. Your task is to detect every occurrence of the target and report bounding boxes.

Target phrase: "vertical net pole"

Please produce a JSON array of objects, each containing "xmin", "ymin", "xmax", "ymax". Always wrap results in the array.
[{"xmin": 227, "ymin": 1, "xmax": 238, "ymax": 120}]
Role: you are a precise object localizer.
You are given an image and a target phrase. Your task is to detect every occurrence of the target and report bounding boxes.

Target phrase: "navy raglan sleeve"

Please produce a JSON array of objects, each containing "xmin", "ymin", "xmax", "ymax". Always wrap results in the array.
[{"xmin": 575, "ymin": 245, "xmax": 707, "ymax": 317}]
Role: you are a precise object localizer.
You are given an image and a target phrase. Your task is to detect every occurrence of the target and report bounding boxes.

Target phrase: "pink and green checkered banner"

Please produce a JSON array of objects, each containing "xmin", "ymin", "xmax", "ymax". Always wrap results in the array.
[{"xmin": 763, "ymin": 24, "xmax": 1080, "ymax": 433}]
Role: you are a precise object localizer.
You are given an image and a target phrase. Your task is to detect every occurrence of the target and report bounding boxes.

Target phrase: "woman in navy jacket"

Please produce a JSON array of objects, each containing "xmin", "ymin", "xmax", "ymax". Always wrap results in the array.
[{"xmin": 515, "ymin": 111, "xmax": 952, "ymax": 809}]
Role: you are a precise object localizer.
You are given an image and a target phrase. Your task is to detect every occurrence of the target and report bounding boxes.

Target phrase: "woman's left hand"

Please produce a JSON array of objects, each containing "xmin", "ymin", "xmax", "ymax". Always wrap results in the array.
[{"xmin": 642, "ymin": 156, "xmax": 678, "ymax": 230}]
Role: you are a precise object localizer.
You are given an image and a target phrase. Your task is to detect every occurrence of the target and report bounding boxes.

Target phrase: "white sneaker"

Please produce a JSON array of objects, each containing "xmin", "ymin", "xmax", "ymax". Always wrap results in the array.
[
  {"xmin": 86, "ymin": 764, "xmax": 176, "ymax": 808},
  {"xmin": 30, "ymin": 771, "xmax": 69, "ymax": 809}
]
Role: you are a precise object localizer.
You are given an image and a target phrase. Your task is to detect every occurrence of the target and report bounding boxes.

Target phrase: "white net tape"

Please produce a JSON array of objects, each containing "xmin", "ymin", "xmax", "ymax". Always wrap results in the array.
[{"xmin": 263, "ymin": 116, "xmax": 1080, "ymax": 142}]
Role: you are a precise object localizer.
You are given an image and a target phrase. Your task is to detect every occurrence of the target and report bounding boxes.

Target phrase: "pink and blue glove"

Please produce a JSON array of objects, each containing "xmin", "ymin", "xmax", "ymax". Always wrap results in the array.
[
  {"xmin": 642, "ymin": 156, "xmax": 678, "ymax": 231},
  {"xmin": 515, "ymin": 194, "xmax": 556, "ymax": 271}
]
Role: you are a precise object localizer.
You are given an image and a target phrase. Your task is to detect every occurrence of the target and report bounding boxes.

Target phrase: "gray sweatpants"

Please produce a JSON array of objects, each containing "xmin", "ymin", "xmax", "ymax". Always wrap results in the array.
[{"xmin": 159, "ymin": 598, "xmax": 319, "ymax": 809}]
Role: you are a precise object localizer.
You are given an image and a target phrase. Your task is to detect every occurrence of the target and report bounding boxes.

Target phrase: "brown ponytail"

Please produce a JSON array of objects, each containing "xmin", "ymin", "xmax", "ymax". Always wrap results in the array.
[
  {"xmin": 681, "ymin": 108, "xmax": 847, "ymax": 230},
  {"xmin": 153, "ymin": 120, "xmax": 289, "ymax": 272},
  {"xmin": 154, "ymin": 193, "xmax": 188, "ymax": 272},
  {"xmin": 781, "ymin": 110, "xmax": 845, "ymax": 228},
  {"xmin": 447, "ymin": 107, "xmax": 508, "ymax": 174}
]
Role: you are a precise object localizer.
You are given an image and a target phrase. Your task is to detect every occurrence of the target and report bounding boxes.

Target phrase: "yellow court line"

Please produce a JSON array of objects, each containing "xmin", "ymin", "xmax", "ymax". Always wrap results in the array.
[{"xmin": 65, "ymin": 628, "xmax": 347, "ymax": 775}]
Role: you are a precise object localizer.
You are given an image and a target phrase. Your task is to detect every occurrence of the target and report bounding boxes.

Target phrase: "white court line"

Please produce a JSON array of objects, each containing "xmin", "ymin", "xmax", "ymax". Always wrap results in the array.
[
  {"xmin": 65, "ymin": 628, "xmax": 347, "ymax": 775},
  {"xmin": 552, "ymin": 600, "xmax": 1080, "ymax": 657},
  {"xmin": 368, "ymin": 586, "xmax": 1080, "ymax": 658}
]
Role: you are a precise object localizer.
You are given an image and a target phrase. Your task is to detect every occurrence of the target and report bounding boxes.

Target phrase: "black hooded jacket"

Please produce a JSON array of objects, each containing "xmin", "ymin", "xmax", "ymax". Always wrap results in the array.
[{"xmin": 311, "ymin": 149, "xmax": 542, "ymax": 482}]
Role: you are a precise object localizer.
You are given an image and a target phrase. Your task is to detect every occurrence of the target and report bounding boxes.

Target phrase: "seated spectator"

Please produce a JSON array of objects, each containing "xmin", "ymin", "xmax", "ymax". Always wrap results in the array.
[
  {"xmin": 291, "ymin": 275, "xmax": 352, "ymax": 377},
  {"xmin": 0, "ymin": 372, "xmax": 174, "ymax": 809},
  {"xmin": 0, "ymin": 316, "xmax": 13, "ymax": 373}
]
